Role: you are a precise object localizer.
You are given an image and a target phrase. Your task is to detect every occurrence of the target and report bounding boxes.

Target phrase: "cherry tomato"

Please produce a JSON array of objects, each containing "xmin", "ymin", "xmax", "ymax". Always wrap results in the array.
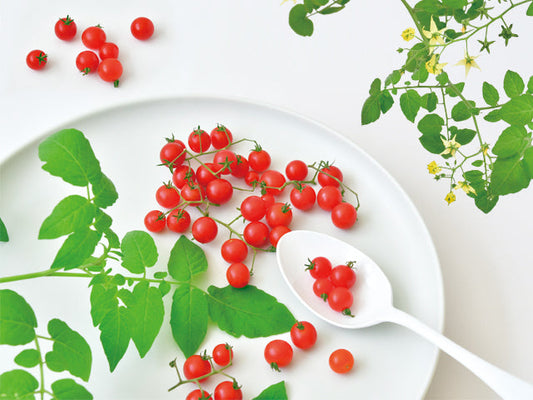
[
  {"xmin": 192, "ymin": 217, "xmax": 218, "ymax": 243},
  {"xmin": 244, "ymin": 171, "xmax": 259, "ymax": 187},
  {"xmin": 230, "ymin": 155, "xmax": 249, "ymax": 178},
  {"xmin": 98, "ymin": 42, "xmax": 119, "ymax": 60},
  {"xmin": 196, "ymin": 163, "xmax": 222, "ymax": 186},
  {"xmin": 131, "ymin": 17, "xmax": 154, "ymax": 40},
  {"xmin": 243, "ymin": 221, "xmax": 269, "ymax": 247},
  {"xmin": 290, "ymin": 184, "xmax": 316, "ymax": 211},
  {"xmin": 290, "ymin": 321, "xmax": 317, "ymax": 350},
  {"xmin": 313, "ymin": 278, "xmax": 335, "ymax": 300},
  {"xmin": 264, "ymin": 339, "xmax": 293, "ymax": 371},
  {"xmin": 285, "ymin": 160, "xmax": 308, "ymax": 181},
  {"xmin": 206, "ymin": 178, "xmax": 233, "ymax": 205},
  {"xmin": 331, "ymin": 202, "xmax": 357, "ymax": 229},
  {"xmin": 327, "ymin": 287, "xmax": 353, "ymax": 314},
  {"xmin": 259, "ymin": 170, "xmax": 286, "ymax": 196},
  {"xmin": 212, "ymin": 343, "xmax": 233, "ymax": 366},
  {"xmin": 306, "ymin": 256, "xmax": 332, "ymax": 279},
  {"xmin": 330, "ymin": 264, "xmax": 356, "ymax": 289},
  {"xmin": 210, "ymin": 124, "xmax": 233, "ymax": 149},
  {"xmin": 54, "ymin": 15, "xmax": 77, "ymax": 41},
  {"xmin": 166, "ymin": 209, "xmax": 191, "ymax": 233},
  {"xmin": 261, "ymin": 194, "xmax": 275, "ymax": 210},
  {"xmin": 213, "ymin": 150, "xmax": 237, "ymax": 175},
  {"xmin": 183, "ymin": 354, "xmax": 211, "ymax": 382},
  {"xmin": 269, "ymin": 225, "xmax": 290, "ymax": 247},
  {"xmin": 240, "ymin": 196, "xmax": 266, "ymax": 222},
  {"xmin": 186, "ymin": 389, "xmax": 212, "ymax": 400},
  {"xmin": 181, "ymin": 184, "xmax": 204, "ymax": 206},
  {"xmin": 160, "ymin": 141, "xmax": 186, "ymax": 168},
  {"xmin": 317, "ymin": 185, "xmax": 342, "ymax": 211},
  {"xmin": 76, "ymin": 51, "xmax": 99, "ymax": 74},
  {"xmin": 155, "ymin": 184, "xmax": 181, "ymax": 208},
  {"xmin": 144, "ymin": 210, "xmax": 166, "ymax": 232},
  {"xmin": 226, "ymin": 263, "xmax": 250, "ymax": 288},
  {"xmin": 329, "ymin": 349, "xmax": 354, "ymax": 374},
  {"xmin": 318, "ymin": 165, "xmax": 343, "ymax": 187},
  {"xmin": 188, "ymin": 127, "xmax": 211, "ymax": 153},
  {"xmin": 221, "ymin": 238, "xmax": 248, "ymax": 263},
  {"xmin": 172, "ymin": 165, "xmax": 196, "ymax": 189},
  {"xmin": 26, "ymin": 50, "xmax": 47, "ymax": 70},
  {"xmin": 214, "ymin": 381, "xmax": 242, "ymax": 400},
  {"xmin": 81, "ymin": 26, "xmax": 106, "ymax": 50},
  {"xmin": 97, "ymin": 58, "xmax": 123, "ymax": 84},
  {"xmin": 248, "ymin": 148, "xmax": 271, "ymax": 172},
  {"xmin": 265, "ymin": 202, "xmax": 292, "ymax": 228}
]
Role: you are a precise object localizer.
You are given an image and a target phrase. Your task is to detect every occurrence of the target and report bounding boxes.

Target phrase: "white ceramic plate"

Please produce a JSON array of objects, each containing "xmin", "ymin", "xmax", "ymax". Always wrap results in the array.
[{"xmin": 0, "ymin": 96, "xmax": 443, "ymax": 399}]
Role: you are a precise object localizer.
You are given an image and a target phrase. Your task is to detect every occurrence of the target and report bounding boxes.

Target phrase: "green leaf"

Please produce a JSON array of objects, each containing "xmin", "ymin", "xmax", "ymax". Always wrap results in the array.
[
  {"xmin": 369, "ymin": 78, "xmax": 381, "ymax": 96},
  {"xmin": 361, "ymin": 95, "xmax": 381, "ymax": 125},
  {"xmin": 404, "ymin": 43, "xmax": 428, "ymax": 72},
  {"xmin": 412, "ymin": 65, "xmax": 429, "ymax": 83},
  {"xmin": 379, "ymin": 90, "xmax": 394, "ymax": 114},
  {"xmin": 170, "ymin": 284, "xmax": 209, "ymax": 357},
  {"xmin": 482, "ymin": 82, "xmax": 500, "ymax": 106},
  {"xmin": 0, "ymin": 290, "xmax": 37, "ymax": 345},
  {"xmin": 45, "ymin": 319, "xmax": 92, "ymax": 382},
  {"xmin": 446, "ymin": 82, "xmax": 465, "ymax": 97},
  {"xmin": 159, "ymin": 281, "xmax": 171, "ymax": 297},
  {"xmin": 90, "ymin": 283, "xmax": 118, "ymax": 327},
  {"xmin": 94, "ymin": 209, "xmax": 112, "ymax": 234},
  {"xmin": 121, "ymin": 231, "xmax": 158, "ymax": 274},
  {"xmin": 503, "ymin": 70, "xmax": 525, "ymax": 98},
  {"xmin": 442, "ymin": 0, "xmax": 467, "ymax": 9},
  {"xmin": 153, "ymin": 271, "xmax": 167, "ymax": 279},
  {"xmin": 38, "ymin": 129, "xmax": 101, "ymax": 187},
  {"xmin": 207, "ymin": 285, "xmax": 296, "ymax": 338},
  {"xmin": 289, "ymin": 4, "xmax": 314, "ymax": 36},
  {"xmin": 492, "ymin": 126, "xmax": 529, "ymax": 158},
  {"xmin": 421, "ymin": 92, "xmax": 438, "ymax": 111},
  {"xmin": 14, "ymin": 349, "xmax": 40, "ymax": 368},
  {"xmin": 99, "ymin": 306, "xmax": 132, "ymax": 372},
  {"xmin": 318, "ymin": 5, "xmax": 345, "ymax": 14},
  {"xmin": 125, "ymin": 281, "xmax": 164, "ymax": 358},
  {"xmin": 475, "ymin": 191, "xmax": 499, "ymax": 213},
  {"xmin": 51, "ymin": 228, "xmax": 101, "ymax": 270},
  {"xmin": 400, "ymin": 90, "xmax": 421, "ymax": 122},
  {"xmin": 464, "ymin": 170, "xmax": 484, "ymax": 182},
  {"xmin": 0, "ymin": 370, "xmax": 38, "ymax": 400},
  {"xmin": 490, "ymin": 155, "xmax": 531, "ymax": 196},
  {"xmin": 500, "ymin": 95, "xmax": 533, "ymax": 126},
  {"xmin": 252, "ymin": 381, "xmax": 288, "ymax": 400},
  {"xmin": 39, "ymin": 195, "xmax": 96, "ymax": 240},
  {"xmin": 419, "ymin": 134, "xmax": 445, "ymax": 154},
  {"xmin": 472, "ymin": 160, "xmax": 484, "ymax": 167},
  {"xmin": 303, "ymin": 0, "xmax": 317, "ymax": 13},
  {"xmin": 91, "ymin": 173, "xmax": 118, "ymax": 209},
  {"xmin": 454, "ymin": 128, "xmax": 477, "ymax": 145},
  {"xmin": 436, "ymin": 71, "xmax": 449, "ymax": 85},
  {"xmin": 484, "ymin": 109, "xmax": 502, "ymax": 122},
  {"xmin": 451, "ymin": 100, "xmax": 475, "ymax": 121},
  {"xmin": 417, "ymin": 113, "xmax": 444, "ymax": 135},
  {"xmin": 527, "ymin": 2, "xmax": 533, "ymax": 16},
  {"xmin": 51, "ymin": 379, "xmax": 93, "ymax": 400},
  {"xmin": 528, "ymin": 76, "xmax": 533, "ymax": 93},
  {"xmin": 0, "ymin": 217, "xmax": 8, "ymax": 242},
  {"xmin": 522, "ymin": 146, "xmax": 533, "ymax": 178},
  {"xmin": 104, "ymin": 229, "xmax": 121, "ymax": 249},
  {"xmin": 168, "ymin": 235, "xmax": 208, "ymax": 281}
]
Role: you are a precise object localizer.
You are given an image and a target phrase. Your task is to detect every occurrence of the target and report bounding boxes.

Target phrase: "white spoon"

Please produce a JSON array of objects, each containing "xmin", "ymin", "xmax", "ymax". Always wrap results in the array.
[{"xmin": 276, "ymin": 230, "xmax": 533, "ymax": 400}]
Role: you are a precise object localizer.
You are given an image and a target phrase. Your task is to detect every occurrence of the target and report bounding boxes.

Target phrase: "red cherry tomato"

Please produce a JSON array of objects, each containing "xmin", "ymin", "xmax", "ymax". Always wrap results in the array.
[
  {"xmin": 155, "ymin": 184, "xmax": 181, "ymax": 208},
  {"xmin": 212, "ymin": 343, "xmax": 234, "ymax": 366},
  {"xmin": 76, "ymin": 51, "xmax": 99, "ymax": 74},
  {"xmin": 330, "ymin": 264, "xmax": 357, "ymax": 289},
  {"xmin": 328, "ymin": 287, "xmax": 353, "ymax": 314},
  {"xmin": 243, "ymin": 221, "xmax": 269, "ymax": 247},
  {"xmin": 290, "ymin": 184, "xmax": 316, "ymax": 211},
  {"xmin": 131, "ymin": 17, "xmax": 154, "ymax": 40},
  {"xmin": 306, "ymin": 256, "xmax": 332, "ymax": 279},
  {"xmin": 81, "ymin": 26, "xmax": 106, "ymax": 50},
  {"xmin": 269, "ymin": 225, "xmax": 290, "ymax": 247},
  {"xmin": 285, "ymin": 160, "xmax": 308, "ymax": 181},
  {"xmin": 214, "ymin": 381, "xmax": 242, "ymax": 400},
  {"xmin": 331, "ymin": 202, "xmax": 357, "ymax": 229},
  {"xmin": 26, "ymin": 50, "xmax": 47, "ymax": 70},
  {"xmin": 317, "ymin": 185, "xmax": 342, "ymax": 211},
  {"xmin": 244, "ymin": 171, "xmax": 259, "ymax": 187},
  {"xmin": 210, "ymin": 124, "xmax": 233, "ymax": 149},
  {"xmin": 290, "ymin": 321, "xmax": 317, "ymax": 350},
  {"xmin": 213, "ymin": 150, "xmax": 238, "ymax": 175},
  {"xmin": 240, "ymin": 196, "xmax": 266, "ymax": 222},
  {"xmin": 166, "ymin": 209, "xmax": 191, "ymax": 233},
  {"xmin": 313, "ymin": 278, "xmax": 335, "ymax": 300},
  {"xmin": 54, "ymin": 15, "xmax": 77, "ymax": 40},
  {"xmin": 329, "ymin": 349, "xmax": 354, "ymax": 374},
  {"xmin": 206, "ymin": 178, "xmax": 233, "ymax": 205},
  {"xmin": 226, "ymin": 263, "xmax": 250, "ymax": 288},
  {"xmin": 98, "ymin": 42, "xmax": 119, "ymax": 60},
  {"xmin": 188, "ymin": 127, "xmax": 211, "ymax": 153},
  {"xmin": 192, "ymin": 217, "xmax": 218, "ymax": 243},
  {"xmin": 318, "ymin": 165, "xmax": 343, "ymax": 187},
  {"xmin": 196, "ymin": 163, "xmax": 222, "ymax": 186},
  {"xmin": 264, "ymin": 339, "xmax": 293, "ymax": 371},
  {"xmin": 221, "ymin": 239, "xmax": 248, "ymax": 263},
  {"xmin": 186, "ymin": 389, "xmax": 212, "ymax": 400},
  {"xmin": 259, "ymin": 170, "xmax": 286, "ymax": 196},
  {"xmin": 265, "ymin": 203, "xmax": 292, "ymax": 228},
  {"xmin": 230, "ymin": 155, "xmax": 249, "ymax": 178},
  {"xmin": 248, "ymin": 148, "xmax": 271, "ymax": 172},
  {"xmin": 160, "ymin": 141, "xmax": 186, "ymax": 168},
  {"xmin": 144, "ymin": 210, "xmax": 166, "ymax": 232},
  {"xmin": 261, "ymin": 194, "xmax": 275, "ymax": 210},
  {"xmin": 172, "ymin": 165, "xmax": 196, "ymax": 189},
  {"xmin": 183, "ymin": 354, "xmax": 211, "ymax": 382},
  {"xmin": 97, "ymin": 58, "xmax": 123, "ymax": 84},
  {"xmin": 181, "ymin": 184, "xmax": 204, "ymax": 206}
]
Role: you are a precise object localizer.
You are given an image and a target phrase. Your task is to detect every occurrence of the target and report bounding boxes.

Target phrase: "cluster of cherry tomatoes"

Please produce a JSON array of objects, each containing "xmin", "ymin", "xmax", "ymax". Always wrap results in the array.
[
  {"xmin": 26, "ymin": 15, "xmax": 154, "ymax": 86},
  {"xmin": 307, "ymin": 256, "xmax": 357, "ymax": 316},
  {"xmin": 144, "ymin": 124, "xmax": 360, "ymax": 289}
]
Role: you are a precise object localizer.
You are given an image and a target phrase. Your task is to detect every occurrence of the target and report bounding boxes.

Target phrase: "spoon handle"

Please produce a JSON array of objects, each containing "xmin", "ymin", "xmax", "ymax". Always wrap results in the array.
[{"xmin": 385, "ymin": 307, "xmax": 533, "ymax": 400}]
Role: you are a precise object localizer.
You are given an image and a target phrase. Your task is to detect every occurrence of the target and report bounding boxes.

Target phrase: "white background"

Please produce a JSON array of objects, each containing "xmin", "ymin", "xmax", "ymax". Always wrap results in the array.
[{"xmin": 1, "ymin": 1, "xmax": 532, "ymax": 399}]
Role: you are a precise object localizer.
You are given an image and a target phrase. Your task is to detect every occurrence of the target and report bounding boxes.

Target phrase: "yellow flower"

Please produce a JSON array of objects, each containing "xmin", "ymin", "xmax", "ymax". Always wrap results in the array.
[
  {"xmin": 481, "ymin": 144, "xmax": 489, "ymax": 156},
  {"xmin": 441, "ymin": 135, "xmax": 461, "ymax": 157},
  {"xmin": 422, "ymin": 17, "xmax": 446, "ymax": 52},
  {"xmin": 445, "ymin": 191, "xmax": 456, "ymax": 205},
  {"xmin": 401, "ymin": 28, "xmax": 415, "ymax": 41},
  {"xmin": 425, "ymin": 54, "xmax": 447, "ymax": 75},
  {"xmin": 456, "ymin": 52, "xmax": 481, "ymax": 76},
  {"xmin": 455, "ymin": 181, "xmax": 476, "ymax": 195},
  {"xmin": 427, "ymin": 161, "xmax": 441, "ymax": 174}
]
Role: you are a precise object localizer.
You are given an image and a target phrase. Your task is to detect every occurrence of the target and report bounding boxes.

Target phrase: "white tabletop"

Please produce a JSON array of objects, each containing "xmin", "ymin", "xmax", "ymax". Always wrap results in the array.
[{"xmin": 1, "ymin": 1, "xmax": 532, "ymax": 399}]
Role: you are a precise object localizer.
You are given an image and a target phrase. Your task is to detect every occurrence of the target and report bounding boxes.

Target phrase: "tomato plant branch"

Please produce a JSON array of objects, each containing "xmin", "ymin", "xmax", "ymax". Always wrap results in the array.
[{"xmin": 34, "ymin": 336, "xmax": 45, "ymax": 400}]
